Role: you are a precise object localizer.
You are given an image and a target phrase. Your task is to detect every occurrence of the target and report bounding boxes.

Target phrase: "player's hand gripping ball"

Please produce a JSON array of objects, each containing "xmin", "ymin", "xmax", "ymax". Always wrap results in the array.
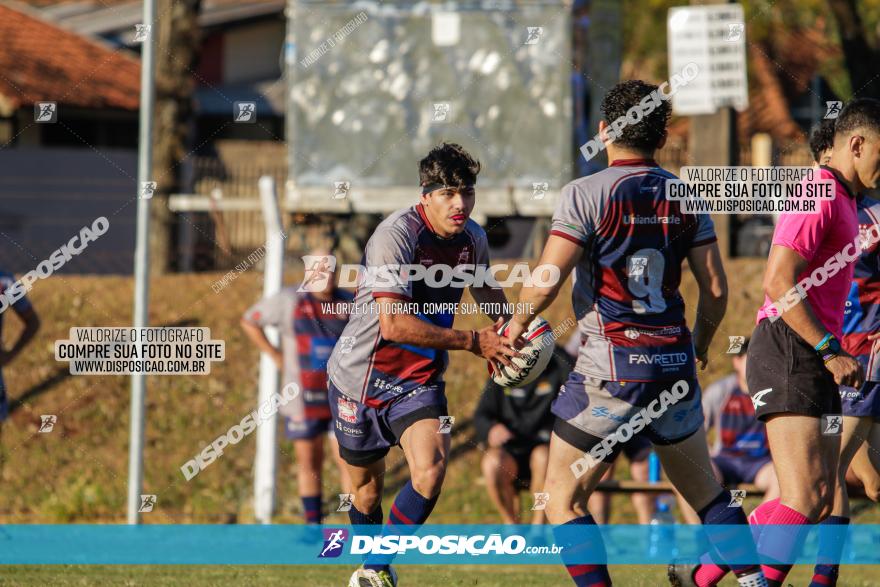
[{"xmin": 490, "ymin": 316, "xmax": 555, "ymax": 387}]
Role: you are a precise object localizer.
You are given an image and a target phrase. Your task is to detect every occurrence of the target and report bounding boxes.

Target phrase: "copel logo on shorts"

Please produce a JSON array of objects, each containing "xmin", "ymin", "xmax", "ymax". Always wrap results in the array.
[
  {"xmin": 337, "ymin": 397, "xmax": 358, "ymax": 423},
  {"xmin": 335, "ymin": 420, "xmax": 364, "ymax": 436}
]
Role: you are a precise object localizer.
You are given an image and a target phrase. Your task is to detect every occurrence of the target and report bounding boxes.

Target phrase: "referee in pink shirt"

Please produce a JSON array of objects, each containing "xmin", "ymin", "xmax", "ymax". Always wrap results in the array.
[{"xmin": 739, "ymin": 100, "xmax": 880, "ymax": 587}]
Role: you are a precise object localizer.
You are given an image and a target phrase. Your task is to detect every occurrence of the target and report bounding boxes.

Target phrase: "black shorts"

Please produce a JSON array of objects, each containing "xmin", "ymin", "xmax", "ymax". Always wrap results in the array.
[{"xmin": 746, "ymin": 318, "xmax": 841, "ymax": 420}]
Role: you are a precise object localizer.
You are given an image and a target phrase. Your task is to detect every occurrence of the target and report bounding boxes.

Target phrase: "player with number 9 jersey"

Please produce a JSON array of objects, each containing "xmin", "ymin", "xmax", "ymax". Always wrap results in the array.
[{"xmin": 552, "ymin": 159, "xmax": 716, "ymax": 383}]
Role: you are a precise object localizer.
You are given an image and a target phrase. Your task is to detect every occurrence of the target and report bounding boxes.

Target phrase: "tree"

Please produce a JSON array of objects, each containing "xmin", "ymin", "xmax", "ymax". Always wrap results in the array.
[
  {"xmin": 827, "ymin": 0, "xmax": 880, "ymax": 98},
  {"xmin": 150, "ymin": 0, "xmax": 203, "ymax": 275}
]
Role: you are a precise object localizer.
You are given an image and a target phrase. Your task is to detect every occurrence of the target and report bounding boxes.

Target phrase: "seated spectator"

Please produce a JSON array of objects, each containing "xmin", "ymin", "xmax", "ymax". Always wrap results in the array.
[
  {"xmin": 679, "ymin": 337, "xmax": 779, "ymax": 523},
  {"xmin": 474, "ymin": 346, "xmax": 570, "ymax": 524}
]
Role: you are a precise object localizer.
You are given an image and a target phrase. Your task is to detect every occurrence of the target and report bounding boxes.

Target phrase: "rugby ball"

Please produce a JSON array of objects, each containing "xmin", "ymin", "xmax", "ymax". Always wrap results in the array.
[{"xmin": 490, "ymin": 316, "xmax": 555, "ymax": 388}]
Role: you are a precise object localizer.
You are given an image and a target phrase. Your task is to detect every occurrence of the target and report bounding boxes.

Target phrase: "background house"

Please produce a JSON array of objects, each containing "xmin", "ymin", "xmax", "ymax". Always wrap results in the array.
[{"xmin": 0, "ymin": 3, "xmax": 141, "ymax": 273}]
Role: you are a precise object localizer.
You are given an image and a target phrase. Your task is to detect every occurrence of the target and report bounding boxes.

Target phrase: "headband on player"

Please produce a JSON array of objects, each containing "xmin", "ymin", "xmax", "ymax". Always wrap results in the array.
[{"xmin": 421, "ymin": 183, "xmax": 476, "ymax": 195}]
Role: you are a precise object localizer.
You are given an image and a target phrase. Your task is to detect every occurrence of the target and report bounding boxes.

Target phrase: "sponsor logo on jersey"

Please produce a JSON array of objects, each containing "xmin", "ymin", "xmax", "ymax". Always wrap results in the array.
[
  {"xmin": 627, "ymin": 352, "xmax": 689, "ymax": 366},
  {"xmin": 622, "ymin": 326, "xmax": 683, "ymax": 340},
  {"xmin": 623, "ymin": 215, "xmax": 681, "ymax": 225}
]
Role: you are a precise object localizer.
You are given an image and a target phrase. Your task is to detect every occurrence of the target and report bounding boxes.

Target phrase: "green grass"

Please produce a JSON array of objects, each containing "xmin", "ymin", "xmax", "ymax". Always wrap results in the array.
[{"xmin": 1, "ymin": 565, "xmax": 879, "ymax": 586}]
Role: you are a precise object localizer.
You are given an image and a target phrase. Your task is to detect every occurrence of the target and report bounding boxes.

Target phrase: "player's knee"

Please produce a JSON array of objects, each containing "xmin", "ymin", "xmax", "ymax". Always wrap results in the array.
[
  {"xmin": 354, "ymin": 484, "xmax": 382, "ymax": 512},
  {"xmin": 810, "ymin": 481, "xmax": 835, "ymax": 521},
  {"xmin": 530, "ymin": 444, "xmax": 549, "ymax": 471},
  {"xmin": 481, "ymin": 449, "xmax": 504, "ymax": 480},
  {"xmin": 411, "ymin": 461, "xmax": 447, "ymax": 498},
  {"xmin": 783, "ymin": 485, "xmax": 827, "ymax": 521}
]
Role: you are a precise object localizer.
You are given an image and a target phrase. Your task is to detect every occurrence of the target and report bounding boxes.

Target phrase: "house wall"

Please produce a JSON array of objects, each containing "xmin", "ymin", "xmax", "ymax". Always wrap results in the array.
[
  {"xmin": 222, "ymin": 20, "xmax": 284, "ymax": 85},
  {"xmin": 0, "ymin": 147, "xmax": 137, "ymax": 274}
]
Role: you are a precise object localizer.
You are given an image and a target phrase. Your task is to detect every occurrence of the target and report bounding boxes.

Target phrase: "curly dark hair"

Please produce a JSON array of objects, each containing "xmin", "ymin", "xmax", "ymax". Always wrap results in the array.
[
  {"xmin": 809, "ymin": 119, "xmax": 836, "ymax": 163},
  {"xmin": 834, "ymin": 98, "xmax": 880, "ymax": 142},
  {"xmin": 418, "ymin": 142, "xmax": 481, "ymax": 188},
  {"xmin": 600, "ymin": 80, "xmax": 671, "ymax": 152}
]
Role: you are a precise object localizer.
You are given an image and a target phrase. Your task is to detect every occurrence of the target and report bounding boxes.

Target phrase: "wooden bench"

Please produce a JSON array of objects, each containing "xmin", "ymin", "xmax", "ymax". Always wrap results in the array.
[{"xmin": 595, "ymin": 480, "xmax": 761, "ymax": 494}]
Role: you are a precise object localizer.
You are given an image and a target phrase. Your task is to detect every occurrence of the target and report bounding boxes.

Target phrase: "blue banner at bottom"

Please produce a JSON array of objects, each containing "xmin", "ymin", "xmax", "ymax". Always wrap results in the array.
[{"xmin": 0, "ymin": 524, "xmax": 879, "ymax": 565}]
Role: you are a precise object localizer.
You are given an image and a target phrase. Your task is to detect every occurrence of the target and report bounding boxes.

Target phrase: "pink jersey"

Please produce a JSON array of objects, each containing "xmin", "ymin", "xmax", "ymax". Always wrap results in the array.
[{"xmin": 756, "ymin": 167, "xmax": 859, "ymax": 338}]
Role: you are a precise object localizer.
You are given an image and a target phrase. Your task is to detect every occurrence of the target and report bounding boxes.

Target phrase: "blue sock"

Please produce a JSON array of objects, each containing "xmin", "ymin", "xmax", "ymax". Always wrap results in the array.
[
  {"xmin": 697, "ymin": 490, "xmax": 762, "ymax": 579},
  {"xmin": 364, "ymin": 481, "xmax": 438, "ymax": 572},
  {"xmin": 810, "ymin": 515, "xmax": 849, "ymax": 587},
  {"xmin": 349, "ymin": 504, "xmax": 384, "ymax": 571},
  {"xmin": 302, "ymin": 495, "xmax": 322, "ymax": 525},
  {"xmin": 387, "ymin": 480, "xmax": 439, "ymax": 526},
  {"xmin": 552, "ymin": 515, "xmax": 611, "ymax": 586},
  {"xmin": 348, "ymin": 503, "xmax": 384, "ymax": 526}
]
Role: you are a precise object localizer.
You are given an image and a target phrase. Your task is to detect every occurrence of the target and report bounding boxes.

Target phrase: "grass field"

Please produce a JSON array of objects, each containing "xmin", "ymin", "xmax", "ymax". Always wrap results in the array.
[
  {"xmin": 2, "ymin": 564, "xmax": 880, "ymax": 586},
  {"xmin": 1, "ymin": 259, "xmax": 879, "ymax": 585}
]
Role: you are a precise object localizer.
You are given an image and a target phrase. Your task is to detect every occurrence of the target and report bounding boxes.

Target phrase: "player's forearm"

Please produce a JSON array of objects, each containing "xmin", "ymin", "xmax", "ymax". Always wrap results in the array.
[
  {"xmin": 764, "ymin": 273, "xmax": 827, "ymax": 346},
  {"xmin": 470, "ymin": 285, "xmax": 509, "ymax": 322},
  {"xmin": 692, "ymin": 288, "xmax": 727, "ymax": 354},
  {"xmin": 379, "ymin": 312, "xmax": 473, "ymax": 351},
  {"xmin": 240, "ymin": 319, "xmax": 281, "ymax": 356},
  {"xmin": 774, "ymin": 297, "xmax": 828, "ymax": 347},
  {"xmin": 511, "ymin": 284, "xmax": 556, "ymax": 329}
]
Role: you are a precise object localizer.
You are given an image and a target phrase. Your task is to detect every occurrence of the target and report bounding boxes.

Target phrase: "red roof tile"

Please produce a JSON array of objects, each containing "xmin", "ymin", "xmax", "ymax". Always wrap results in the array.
[{"xmin": 0, "ymin": 4, "xmax": 140, "ymax": 113}]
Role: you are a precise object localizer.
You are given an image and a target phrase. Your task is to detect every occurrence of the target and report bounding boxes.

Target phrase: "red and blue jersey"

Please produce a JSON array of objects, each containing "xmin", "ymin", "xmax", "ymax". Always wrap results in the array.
[
  {"xmin": 244, "ymin": 287, "xmax": 352, "ymax": 421},
  {"xmin": 702, "ymin": 374, "xmax": 768, "ymax": 459},
  {"xmin": 842, "ymin": 196, "xmax": 880, "ymax": 381},
  {"xmin": 550, "ymin": 159, "xmax": 716, "ymax": 381},
  {"xmin": 327, "ymin": 204, "xmax": 490, "ymax": 405}
]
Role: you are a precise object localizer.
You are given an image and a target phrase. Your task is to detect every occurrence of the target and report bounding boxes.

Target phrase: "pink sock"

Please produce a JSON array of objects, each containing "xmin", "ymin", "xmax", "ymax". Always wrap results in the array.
[
  {"xmin": 748, "ymin": 498, "xmax": 780, "ymax": 526},
  {"xmin": 692, "ymin": 499, "xmax": 783, "ymax": 586},
  {"xmin": 757, "ymin": 501, "xmax": 811, "ymax": 584},
  {"xmin": 694, "ymin": 560, "xmax": 728, "ymax": 586}
]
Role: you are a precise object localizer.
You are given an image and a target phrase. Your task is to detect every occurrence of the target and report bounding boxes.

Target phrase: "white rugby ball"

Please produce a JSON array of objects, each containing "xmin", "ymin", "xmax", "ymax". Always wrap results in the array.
[{"xmin": 490, "ymin": 316, "xmax": 555, "ymax": 387}]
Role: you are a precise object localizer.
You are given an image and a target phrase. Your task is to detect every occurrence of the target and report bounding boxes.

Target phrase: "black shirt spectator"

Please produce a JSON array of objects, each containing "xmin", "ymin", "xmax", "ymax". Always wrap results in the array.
[{"xmin": 474, "ymin": 346, "xmax": 571, "ymax": 524}]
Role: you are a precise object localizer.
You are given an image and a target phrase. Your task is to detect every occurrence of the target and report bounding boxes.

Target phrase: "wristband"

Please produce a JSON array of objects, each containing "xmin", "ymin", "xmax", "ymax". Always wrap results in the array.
[
  {"xmin": 470, "ymin": 330, "xmax": 478, "ymax": 353},
  {"xmin": 814, "ymin": 333, "xmax": 833, "ymax": 351},
  {"xmin": 815, "ymin": 333, "xmax": 841, "ymax": 364}
]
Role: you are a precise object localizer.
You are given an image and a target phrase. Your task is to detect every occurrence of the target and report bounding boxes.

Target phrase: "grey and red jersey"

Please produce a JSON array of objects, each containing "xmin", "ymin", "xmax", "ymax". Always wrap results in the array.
[
  {"xmin": 551, "ymin": 158, "xmax": 716, "ymax": 382},
  {"xmin": 243, "ymin": 286, "xmax": 352, "ymax": 421},
  {"xmin": 327, "ymin": 204, "xmax": 490, "ymax": 405}
]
